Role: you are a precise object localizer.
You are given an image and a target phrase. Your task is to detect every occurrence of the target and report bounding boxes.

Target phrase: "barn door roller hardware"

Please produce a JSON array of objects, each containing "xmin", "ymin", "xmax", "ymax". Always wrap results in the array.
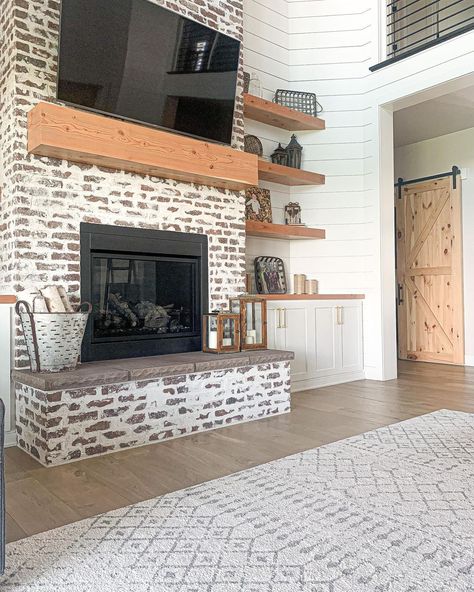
[{"xmin": 395, "ymin": 165, "xmax": 461, "ymax": 199}]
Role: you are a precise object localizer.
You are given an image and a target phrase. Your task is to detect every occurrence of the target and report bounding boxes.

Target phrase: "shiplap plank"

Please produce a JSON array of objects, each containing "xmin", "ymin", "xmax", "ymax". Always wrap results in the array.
[
  {"xmin": 288, "ymin": 0, "xmax": 371, "ymax": 18},
  {"xmin": 289, "ymin": 13, "xmax": 372, "ymax": 34},
  {"xmin": 290, "ymin": 45, "xmax": 372, "ymax": 65}
]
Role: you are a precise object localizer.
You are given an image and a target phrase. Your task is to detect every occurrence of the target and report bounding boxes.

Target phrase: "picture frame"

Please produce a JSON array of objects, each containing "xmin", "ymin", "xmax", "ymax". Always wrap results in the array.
[{"xmin": 245, "ymin": 187, "xmax": 272, "ymax": 223}]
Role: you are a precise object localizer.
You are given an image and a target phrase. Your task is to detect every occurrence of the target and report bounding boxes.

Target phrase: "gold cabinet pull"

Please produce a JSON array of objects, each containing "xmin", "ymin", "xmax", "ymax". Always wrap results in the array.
[
  {"xmin": 277, "ymin": 308, "xmax": 282, "ymax": 329},
  {"xmin": 336, "ymin": 306, "xmax": 344, "ymax": 325}
]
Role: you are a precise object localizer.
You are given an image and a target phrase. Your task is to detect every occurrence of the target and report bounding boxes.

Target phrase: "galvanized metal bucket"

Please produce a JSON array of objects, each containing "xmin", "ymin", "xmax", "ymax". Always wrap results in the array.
[{"xmin": 15, "ymin": 300, "xmax": 92, "ymax": 373}]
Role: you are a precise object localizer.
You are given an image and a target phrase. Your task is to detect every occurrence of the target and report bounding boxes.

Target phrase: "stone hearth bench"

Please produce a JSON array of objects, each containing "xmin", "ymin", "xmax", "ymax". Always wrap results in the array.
[{"xmin": 12, "ymin": 350, "xmax": 294, "ymax": 467}]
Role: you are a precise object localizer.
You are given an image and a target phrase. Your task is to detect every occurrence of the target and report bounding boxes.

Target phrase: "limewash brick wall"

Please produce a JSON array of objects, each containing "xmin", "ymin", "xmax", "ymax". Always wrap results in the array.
[{"xmin": 0, "ymin": 0, "xmax": 246, "ymax": 367}]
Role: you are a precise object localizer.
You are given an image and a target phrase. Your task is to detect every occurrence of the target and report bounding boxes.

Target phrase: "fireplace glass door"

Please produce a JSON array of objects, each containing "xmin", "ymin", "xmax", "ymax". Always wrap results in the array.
[{"xmin": 91, "ymin": 254, "xmax": 199, "ymax": 341}]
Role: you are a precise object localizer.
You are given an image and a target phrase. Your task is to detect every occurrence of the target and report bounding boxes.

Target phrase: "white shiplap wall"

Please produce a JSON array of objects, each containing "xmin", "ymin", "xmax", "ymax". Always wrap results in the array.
[
  {"xmin": 243, "ymin": 0, "xmax": 474, "ymax": 379},
  {"xmin": 287, "ymin": 0, "xmax": 375, "ymax": 300}
]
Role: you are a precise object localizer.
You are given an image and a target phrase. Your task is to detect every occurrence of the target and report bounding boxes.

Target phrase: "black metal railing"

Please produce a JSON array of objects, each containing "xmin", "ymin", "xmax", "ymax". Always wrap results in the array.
[{"xmin": 370, "ymin": 0, "xmax": 474, "ymax": 71}]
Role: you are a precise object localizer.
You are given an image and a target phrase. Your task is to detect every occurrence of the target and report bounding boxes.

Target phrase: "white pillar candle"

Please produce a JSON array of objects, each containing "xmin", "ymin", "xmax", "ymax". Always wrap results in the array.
[
  {"xmin": 208, "ymin": 331, "xmax": 218, "ymax": 349},
  {"xmin": 245, "ymin": 335, "xmax": 256, "ymax": 345},
  {"xmin": 222, "ymin": 338, "xmax": 233, "ymax": 347}
]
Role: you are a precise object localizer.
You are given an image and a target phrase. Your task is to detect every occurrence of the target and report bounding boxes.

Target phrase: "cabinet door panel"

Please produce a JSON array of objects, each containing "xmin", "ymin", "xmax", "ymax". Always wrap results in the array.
[
  {"xmin": 313, "ymin": 305, "xmax": 339, "ymax": 377},
  {"xmin": 266, "ymin": 305, "xmax": 280, "ymax": 350},
  {"xmin": 340, "ymin": 304, "xmax": 364, "ymax": 372},
  {"xmin": 283, "ymin": 307, "xmax": 310, "ymax": 379}
]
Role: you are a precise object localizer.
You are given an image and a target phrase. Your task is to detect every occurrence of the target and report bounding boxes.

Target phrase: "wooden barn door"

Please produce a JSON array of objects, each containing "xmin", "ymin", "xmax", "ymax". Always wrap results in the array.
[{"xmin": 396, "ymin": 176, "xmax": 464, "ymax": 365}]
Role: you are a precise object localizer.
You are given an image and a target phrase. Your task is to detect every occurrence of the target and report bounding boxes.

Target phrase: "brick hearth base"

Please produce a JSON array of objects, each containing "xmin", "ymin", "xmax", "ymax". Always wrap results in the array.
[{"xmin": 13, "ymin": 351, "xmax": 293, "ymax": 467}]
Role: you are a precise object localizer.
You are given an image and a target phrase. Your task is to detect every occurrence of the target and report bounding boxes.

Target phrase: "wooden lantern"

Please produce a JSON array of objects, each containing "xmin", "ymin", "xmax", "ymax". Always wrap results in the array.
[
  {"xmin": 229, "ymin": 296, "xmax": 267, "ymax": 350},
  {"xmin": 202, "ymin": 312, "xmax": 241, "ymax": 354}
]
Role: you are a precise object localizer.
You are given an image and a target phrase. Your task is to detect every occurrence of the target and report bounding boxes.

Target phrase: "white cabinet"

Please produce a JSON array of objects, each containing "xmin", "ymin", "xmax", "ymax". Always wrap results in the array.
[
  {"xmin": 267, "ymin": 299, "xmax": 364, "ymax": 391},
  {"xmin": 0, "ymin": 303, "xmax": 14, "ymax": 442}
]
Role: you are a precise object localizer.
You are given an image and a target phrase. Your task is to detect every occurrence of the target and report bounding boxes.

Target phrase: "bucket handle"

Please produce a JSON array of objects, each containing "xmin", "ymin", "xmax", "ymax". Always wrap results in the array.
[
  {"xmin": 78, "ymin": 301, "xmax": 92, "ymax": 314},
  {"xmin": 15, "ymin": 300, "xmax": 41, "ymax": 372},
  {"xmin": 15, "ymin": 300, "xmax": 33, "ymax": 316}
]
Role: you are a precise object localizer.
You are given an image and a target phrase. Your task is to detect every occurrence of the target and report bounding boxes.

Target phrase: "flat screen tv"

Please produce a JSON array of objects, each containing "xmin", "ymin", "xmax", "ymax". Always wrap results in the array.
[{"xmin": 57, "ymin": 0, "xmax": 241, "ymax": 144}]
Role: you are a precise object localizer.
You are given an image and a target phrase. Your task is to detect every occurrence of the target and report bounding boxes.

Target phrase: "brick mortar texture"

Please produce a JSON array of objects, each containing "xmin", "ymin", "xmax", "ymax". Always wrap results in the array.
[
  {"xmin": 15, "ymin": 361, "xmax": 291, "ymax": 466},
  {"xmin": 0, "ymin": 0, "xmax": 246, "ymax": 367}
]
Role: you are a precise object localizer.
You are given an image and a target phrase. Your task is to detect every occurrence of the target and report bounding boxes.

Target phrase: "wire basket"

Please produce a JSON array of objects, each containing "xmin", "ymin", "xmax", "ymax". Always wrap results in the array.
[
  {"xmin": 16, "ymin": 300, "xmax": 92, "ymax": 373},
  {"xmin": 274, "ymin": 90, "xmax": 323, "ymax": 117}
]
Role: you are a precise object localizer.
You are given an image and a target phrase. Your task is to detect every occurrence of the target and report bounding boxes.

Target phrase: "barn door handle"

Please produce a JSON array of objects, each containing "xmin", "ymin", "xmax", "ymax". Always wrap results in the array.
[{"xmin": 397, "ymin": 283, "xmax": 404, "ymax": 305}]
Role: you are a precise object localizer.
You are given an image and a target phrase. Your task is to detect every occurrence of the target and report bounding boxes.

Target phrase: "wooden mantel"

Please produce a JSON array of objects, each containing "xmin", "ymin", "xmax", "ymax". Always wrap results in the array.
[{"xmin": 28, "ymin": 102, "xmax": 259, "ymax": 191}]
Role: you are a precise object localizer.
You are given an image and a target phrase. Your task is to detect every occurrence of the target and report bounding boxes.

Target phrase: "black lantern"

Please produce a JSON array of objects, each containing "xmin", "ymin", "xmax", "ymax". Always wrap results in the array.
[
  {"xmin": 286, "ymin": 134, "xmax": 303, "ymax": 169},
  {"xmin": 271, "ymin": 143, "xmax": 288, "ymax": 167}
]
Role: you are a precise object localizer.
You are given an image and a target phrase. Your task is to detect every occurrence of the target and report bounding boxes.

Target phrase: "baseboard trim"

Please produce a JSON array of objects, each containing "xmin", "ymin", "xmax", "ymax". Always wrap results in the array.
[
  {"xmin": 4, "ymin": 430, "xmax": 16, "ymax": 447},
  {"xmin": 291, "ymin": 371, "xmax": 366, "ymax": 393},
  {"xmin": 464, "ymin": 355, "xmax": 474, "ymax": 367}
]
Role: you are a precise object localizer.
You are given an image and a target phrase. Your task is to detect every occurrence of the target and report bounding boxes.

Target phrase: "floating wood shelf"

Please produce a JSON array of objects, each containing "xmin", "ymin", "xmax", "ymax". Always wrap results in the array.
[
  {"xmin": 244, "ymin": 94, "xmax": 325, "ymax": 132},
  {"xmin": 251, "ymin": 294, "xmax": 365, "ymax": 301},
  {"xmin": 28, "ymin": 103, "xmax": 259, "ymax": 191},
  {"xmin": 258, "ymin": 159, "xmax": 325, "ymax": 186},
  {"xmin": 246, "ymin": 220, "xmax": 325, "ymax": 240}
]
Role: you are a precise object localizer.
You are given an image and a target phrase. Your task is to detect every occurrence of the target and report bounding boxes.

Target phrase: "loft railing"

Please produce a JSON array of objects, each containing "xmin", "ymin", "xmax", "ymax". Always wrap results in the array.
[{"xmin": 370, "ymin": 0, "xmax": 474, "ymax": 71}]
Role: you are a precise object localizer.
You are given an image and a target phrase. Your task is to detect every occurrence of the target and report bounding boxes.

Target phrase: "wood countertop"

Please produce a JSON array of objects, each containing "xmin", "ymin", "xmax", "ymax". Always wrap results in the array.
[
  {"xmin": 0, "ymin": 295, "xmax": 17, "ymax": 304},
  {"xmin": 253, "ymin": 294, "xmax": 365, "ymax": 300}
]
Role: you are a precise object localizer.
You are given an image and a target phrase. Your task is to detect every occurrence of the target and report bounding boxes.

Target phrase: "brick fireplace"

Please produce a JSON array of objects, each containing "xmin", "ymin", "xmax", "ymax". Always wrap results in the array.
[
  {"xmin": 0, "ymin": 0, "xmax": 246, "ymax": 369},
  {"xmin": 1, "ymin": 0, "xmax": 295, "ymax": 466}
]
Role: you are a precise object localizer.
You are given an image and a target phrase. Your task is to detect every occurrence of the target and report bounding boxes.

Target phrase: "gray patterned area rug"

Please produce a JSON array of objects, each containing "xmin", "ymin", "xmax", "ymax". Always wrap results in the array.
[{"xmin": 3, "ymin": 409, "xmax": 474, "ymax": 591}]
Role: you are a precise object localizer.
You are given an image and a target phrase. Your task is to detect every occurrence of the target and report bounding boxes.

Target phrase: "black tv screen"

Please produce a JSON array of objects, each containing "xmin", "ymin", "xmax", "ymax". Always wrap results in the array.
[{"xmin": 57, "ymin": 0, "xmax": 240, "ymax": 144}]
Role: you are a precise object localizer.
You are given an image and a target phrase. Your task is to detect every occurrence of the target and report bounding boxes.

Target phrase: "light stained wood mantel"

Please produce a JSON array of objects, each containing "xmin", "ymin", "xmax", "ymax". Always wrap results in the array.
[
  {"xmin": 244, "ymin": 94, "xmax": 325, "ymax": 132},
  {"xmin": 28, "ymin": 102, "xmax": 259, "ymax": 191}
]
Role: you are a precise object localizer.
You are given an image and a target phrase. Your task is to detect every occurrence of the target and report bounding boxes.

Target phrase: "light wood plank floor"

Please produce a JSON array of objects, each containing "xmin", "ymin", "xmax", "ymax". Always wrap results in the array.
[{"xmin": 6, "ymin": 360, "xmax": 474, "ymax": 544}]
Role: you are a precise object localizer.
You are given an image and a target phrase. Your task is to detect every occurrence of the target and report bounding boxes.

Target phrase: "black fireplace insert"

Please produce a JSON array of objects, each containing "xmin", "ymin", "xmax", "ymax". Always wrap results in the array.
[{"xmin": 80, "ymin": 223, "xmax": 208, "ymax": 361}]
